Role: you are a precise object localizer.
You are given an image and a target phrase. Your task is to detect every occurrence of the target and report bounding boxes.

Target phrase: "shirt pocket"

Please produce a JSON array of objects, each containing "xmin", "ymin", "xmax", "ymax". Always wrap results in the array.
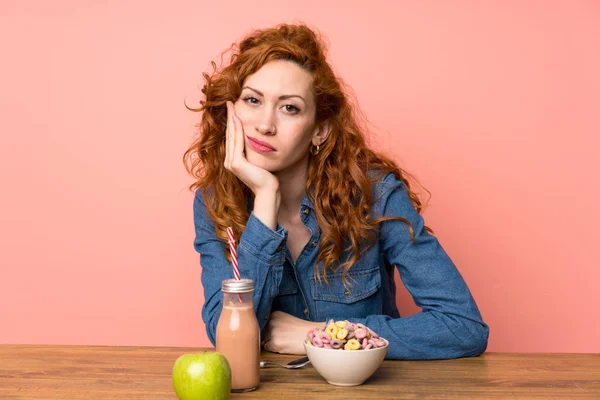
[
  {"xmin": 310, "ymin": 265, "xmax": 382, "ymax": 321},
  {"xmin": 272, "ymin": 266, "xmax": 299, "ymax": 315}
]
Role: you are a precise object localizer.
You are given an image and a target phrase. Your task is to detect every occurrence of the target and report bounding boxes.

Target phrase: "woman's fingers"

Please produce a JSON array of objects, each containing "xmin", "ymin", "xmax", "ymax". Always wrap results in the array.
[
  {"xmin": 262, "ymin": 321, "xmax": 272, "ymax": 343},
  {"xmin": 225, "ymin": 101, "xmax": 246, "ymax": 174},
  {"xmin": 230, "ymin": 105, "xmax": 239, "ymax": 170},
  {"xmin": 262, "ymin": 340, "xmax": 279, "ymax": 353},
  {"xmin": 224, "ymin": 101, "xmax": 234, "ymax": 169},
  {"xmin": 232, "ymin": 113, "xmax": 245, "ymax": 160}
]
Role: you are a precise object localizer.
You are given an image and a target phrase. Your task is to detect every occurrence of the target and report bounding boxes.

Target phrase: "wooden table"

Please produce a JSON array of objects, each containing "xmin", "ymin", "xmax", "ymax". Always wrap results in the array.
[{"xmin": 0, "ymin": 345, "xmax": 598, "ymax": 399}]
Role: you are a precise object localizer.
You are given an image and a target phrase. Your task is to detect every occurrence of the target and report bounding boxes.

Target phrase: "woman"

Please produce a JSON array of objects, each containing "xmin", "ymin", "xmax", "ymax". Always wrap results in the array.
[{"xmin": 183, "ymin": 23, "xmax": 489, "ymax": 360}]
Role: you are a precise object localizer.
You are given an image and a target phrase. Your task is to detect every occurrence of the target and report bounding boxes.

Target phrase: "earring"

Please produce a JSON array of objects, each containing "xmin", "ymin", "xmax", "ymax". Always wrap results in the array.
[{"xmin": 310, "ymin": 144, "xmax": 320, "ymax": 155}]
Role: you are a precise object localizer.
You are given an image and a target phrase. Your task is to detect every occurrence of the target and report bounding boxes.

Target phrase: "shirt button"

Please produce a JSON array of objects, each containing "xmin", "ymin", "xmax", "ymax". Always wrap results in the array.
[
  {"xmin": 276, "ymin": 244, "xmax": 284, "ymax": 252},
  {"xmin": 311, "ymin": 241, "xmax": 317, "ymax": 247},
  {"xmin": 345, "ymin": 289, "xmax": 351, "ymax": 296},
  {"xmin": 303, "ymin": 208, "xmax": 309, "ymax": 215},
  {"xmin": 303, "ymin": 308, "xmax": 309, "ymax": 316}
]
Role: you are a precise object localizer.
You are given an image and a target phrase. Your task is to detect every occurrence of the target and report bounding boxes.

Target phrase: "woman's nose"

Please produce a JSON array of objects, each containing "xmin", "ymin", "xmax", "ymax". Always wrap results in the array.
[{"xmin": 255, "ymin": 110, "xmax": 276, "ymax": 135}]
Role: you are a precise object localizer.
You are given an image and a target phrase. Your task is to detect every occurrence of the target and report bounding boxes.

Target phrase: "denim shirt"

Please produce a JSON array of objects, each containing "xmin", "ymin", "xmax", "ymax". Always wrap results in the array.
[{"xmin": 193, "ymin": 172, "xmax": 489, "ymax": 360}]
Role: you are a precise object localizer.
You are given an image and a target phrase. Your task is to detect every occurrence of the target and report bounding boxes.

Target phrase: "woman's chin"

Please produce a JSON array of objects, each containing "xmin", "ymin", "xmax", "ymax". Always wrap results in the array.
[{"xmin": 246, "ymin": 153, "xmax": 278, "ymax": 172}]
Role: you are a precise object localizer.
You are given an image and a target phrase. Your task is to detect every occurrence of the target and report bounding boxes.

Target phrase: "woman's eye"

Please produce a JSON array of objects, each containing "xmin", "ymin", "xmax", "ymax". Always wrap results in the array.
[
  {"xmin": 283, "ymin": 104, "xmax": 300, "ymax": 113},
  {"xmin": 243, "ymin": 96, "xmax": 259, "ymax": 104}
]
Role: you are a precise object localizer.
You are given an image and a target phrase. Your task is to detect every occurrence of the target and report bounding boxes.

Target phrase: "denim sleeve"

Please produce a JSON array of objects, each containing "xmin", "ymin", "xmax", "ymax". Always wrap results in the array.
[
  {"xmin": 193, "ymin": 190, "xmax": 287, "ymax": 346},
  {"xmin": 350, "ymin": 174, "xmax": 489, "ymax": 360}
]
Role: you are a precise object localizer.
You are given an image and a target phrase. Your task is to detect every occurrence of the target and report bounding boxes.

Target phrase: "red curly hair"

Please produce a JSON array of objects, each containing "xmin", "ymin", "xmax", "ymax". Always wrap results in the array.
[{"xmin": 183, "ymin": 23, "xmax": 430, "ymax": 285}]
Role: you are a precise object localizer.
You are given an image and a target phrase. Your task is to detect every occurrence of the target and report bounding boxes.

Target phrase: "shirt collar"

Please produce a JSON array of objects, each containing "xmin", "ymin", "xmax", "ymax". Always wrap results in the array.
[{"xmin": 246, "ymin": 192, "xmax": 315, "ymax": 213}]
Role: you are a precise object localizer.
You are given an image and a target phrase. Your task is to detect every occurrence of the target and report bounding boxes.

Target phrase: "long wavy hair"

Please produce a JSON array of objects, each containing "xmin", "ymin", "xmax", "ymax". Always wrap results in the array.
[{"xmin": 183, "ymin": 23, "xmax": 431, "ymax": 287}]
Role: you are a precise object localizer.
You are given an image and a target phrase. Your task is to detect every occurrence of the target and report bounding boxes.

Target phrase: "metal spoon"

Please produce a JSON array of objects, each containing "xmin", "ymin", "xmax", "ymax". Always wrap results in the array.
[{"xmin": 260, "ymin": 356, "xmax": 310, "ymax": 369}]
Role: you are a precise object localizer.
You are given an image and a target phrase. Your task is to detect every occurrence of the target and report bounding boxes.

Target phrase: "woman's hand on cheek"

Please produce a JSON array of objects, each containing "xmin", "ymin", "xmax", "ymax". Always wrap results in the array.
[
  {"xmin": 225, "ymin": 101, "xmax": 281, "ymax": 229},
  {"xmin": 224, "ymin": 101, "xmax": 279, "ymax": 195},
  {"xmin": 262, "ymin": 311, "xmax": 324, "ymax": 355}
]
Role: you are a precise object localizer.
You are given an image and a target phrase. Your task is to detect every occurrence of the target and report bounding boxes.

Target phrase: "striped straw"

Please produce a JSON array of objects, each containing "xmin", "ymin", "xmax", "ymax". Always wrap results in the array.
[{"xmin": 227, "ymin": 227, "xmax": 240, "ymax": 280}]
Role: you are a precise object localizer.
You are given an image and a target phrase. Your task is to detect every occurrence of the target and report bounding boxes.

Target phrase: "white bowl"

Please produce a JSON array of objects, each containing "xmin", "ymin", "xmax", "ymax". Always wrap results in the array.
[{"xmin": 303, "ymin": 339, "xmax": 388, "ymax": 386}]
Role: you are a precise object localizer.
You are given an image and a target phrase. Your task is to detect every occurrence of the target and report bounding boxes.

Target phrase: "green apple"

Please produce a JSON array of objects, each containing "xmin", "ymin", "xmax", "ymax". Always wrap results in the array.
[{"xmin": 172, "ymin": 351, "xmax": 231, "ymax": 400}]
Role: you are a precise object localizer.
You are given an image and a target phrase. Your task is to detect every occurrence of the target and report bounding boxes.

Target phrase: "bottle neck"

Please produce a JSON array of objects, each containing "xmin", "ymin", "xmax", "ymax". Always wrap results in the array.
[{"xmin": 222, "ymin": 291, "xmax": 253, "ymax": 307}]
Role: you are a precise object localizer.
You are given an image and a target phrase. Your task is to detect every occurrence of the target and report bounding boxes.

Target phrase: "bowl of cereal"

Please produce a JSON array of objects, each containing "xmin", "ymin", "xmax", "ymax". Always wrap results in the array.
[{"xmin": 303, "ymin": 320, "xmax": 389, "ymax": 386}]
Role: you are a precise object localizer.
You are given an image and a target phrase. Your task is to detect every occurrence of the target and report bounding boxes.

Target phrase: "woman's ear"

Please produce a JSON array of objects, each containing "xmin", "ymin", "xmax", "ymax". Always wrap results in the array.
[{"xmin": 312, "ymin": 121, "xmax": 332, "ymax": 146}]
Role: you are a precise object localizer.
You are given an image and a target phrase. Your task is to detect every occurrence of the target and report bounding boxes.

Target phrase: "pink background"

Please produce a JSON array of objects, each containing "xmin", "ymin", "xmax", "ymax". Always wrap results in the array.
[{"xmin": 1, "ymin": 1, "xmax": 598, "ymax": 352}]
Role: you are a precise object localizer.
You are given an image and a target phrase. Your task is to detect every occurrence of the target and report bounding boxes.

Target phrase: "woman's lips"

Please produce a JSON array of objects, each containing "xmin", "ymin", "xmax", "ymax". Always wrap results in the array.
[{"xmin": 247, "ymin": 136, "xmax": 276, "ymax": 153}]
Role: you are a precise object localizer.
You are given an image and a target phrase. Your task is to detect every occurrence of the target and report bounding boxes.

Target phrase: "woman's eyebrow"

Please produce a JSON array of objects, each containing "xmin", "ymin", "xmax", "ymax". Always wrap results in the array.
[{"xmin": 242, "ymin": 86, "xmax": 306, "ymax": 104}]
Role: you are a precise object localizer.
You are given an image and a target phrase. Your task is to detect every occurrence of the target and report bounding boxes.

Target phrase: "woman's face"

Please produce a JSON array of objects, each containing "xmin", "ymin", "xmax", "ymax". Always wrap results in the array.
[{"xmin": 234, "ymin": 60, "xmax": 326, "ymax": 175}]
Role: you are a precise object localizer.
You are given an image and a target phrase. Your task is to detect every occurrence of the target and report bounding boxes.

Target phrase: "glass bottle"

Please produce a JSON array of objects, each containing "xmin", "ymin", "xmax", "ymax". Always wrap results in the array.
[{"xmin": 215, "ymin": 278, "xmax": 260, "ymax": 392}]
